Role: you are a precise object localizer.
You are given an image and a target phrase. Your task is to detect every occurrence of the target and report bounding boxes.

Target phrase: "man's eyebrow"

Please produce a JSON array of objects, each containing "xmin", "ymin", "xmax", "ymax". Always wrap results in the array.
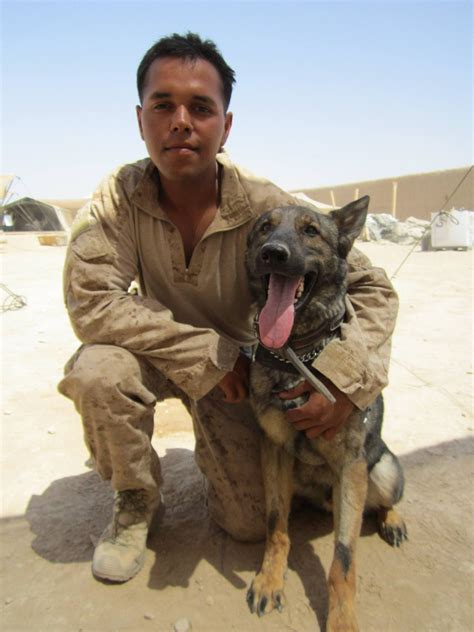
[
  {"xmin": 192, "ymin": 95, "xmax": 216, "ymax": 105},
  {"xmin": 148, "ymin": 91, "xmax": 171, "ymax": 101},
  {"xmin": 147, "ymin": 91, "xmax": 216, "ymax": 106}
]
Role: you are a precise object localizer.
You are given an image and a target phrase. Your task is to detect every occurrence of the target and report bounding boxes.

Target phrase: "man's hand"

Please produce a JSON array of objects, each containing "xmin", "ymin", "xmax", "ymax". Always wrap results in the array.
[
  {"xmin": 279, "ymin": 376, "xmax": 354, "ymax": 440},
  {"xmin": 217, "ymin": 354, "xmax": 250, "ymax": 403}
]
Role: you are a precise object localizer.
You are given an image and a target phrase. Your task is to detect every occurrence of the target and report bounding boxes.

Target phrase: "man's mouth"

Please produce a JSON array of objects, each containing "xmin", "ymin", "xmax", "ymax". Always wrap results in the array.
[{"xmin": 164, "ymin": 144, "xmax": 198, "ymax": 154}]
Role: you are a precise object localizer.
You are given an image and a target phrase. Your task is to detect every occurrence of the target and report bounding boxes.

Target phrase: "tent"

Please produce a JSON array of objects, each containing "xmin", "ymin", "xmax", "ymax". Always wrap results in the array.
[{"xmin": 1, "ymin": 197, "xmax": 66, "ymax": 231}]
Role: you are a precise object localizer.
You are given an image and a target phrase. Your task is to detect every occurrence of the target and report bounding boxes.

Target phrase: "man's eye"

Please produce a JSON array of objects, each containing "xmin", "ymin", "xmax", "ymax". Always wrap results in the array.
[
  {"xmin": 194, "ymin": 105, "xmax": 211, "ymax": 114},
  {"xmin": 153, "ymin": 103, "xmax": 170, "ymax": 111}
]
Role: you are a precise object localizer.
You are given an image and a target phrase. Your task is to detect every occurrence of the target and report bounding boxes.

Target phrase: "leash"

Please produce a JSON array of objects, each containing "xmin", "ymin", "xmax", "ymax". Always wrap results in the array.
[
  {"xmin": 252, "ymin": 311, "xmax": 340, "ymax": 404},
  {"xmin": 279, "ymin": 346, "xmax": 336, "ymax": 403}
]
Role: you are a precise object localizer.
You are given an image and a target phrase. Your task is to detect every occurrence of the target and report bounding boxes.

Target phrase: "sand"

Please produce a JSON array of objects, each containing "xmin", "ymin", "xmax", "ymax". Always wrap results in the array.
[{"xmin": 1, "ymin": 233, "xmax": 472, "ymax": 631}]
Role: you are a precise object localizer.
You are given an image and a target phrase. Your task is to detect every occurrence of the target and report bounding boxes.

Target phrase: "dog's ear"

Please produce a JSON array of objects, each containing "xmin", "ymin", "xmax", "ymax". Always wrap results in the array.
[{"xmin": 329, "ymin": 196, "xmax": 369, "ymax": 258}]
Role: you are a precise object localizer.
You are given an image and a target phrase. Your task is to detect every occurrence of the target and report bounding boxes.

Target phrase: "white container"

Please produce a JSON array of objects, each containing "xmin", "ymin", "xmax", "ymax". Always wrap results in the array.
[{"xmin": 430, "ymin": 209, "xmax": 472, "ymax": 249}]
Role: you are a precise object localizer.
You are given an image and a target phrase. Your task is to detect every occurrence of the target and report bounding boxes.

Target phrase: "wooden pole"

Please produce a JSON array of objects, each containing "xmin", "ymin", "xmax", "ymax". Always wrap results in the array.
[
  {"xmin": 392, "ymin": 181, "xmax": 398, "ymax": 219},
  {"xmin": 359, "ymin": 188, "xmax": 370, "ymax": 241}
]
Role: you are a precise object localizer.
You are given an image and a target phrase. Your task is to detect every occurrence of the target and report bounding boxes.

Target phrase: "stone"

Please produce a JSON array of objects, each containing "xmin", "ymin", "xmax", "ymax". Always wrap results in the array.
[
  {"xmin": 364, "ymin": 213, "xmax": 430, "ymax": 244},
  {"xmin": 173, "ymin": 618, "xmax": 192, "ymax": 632}
]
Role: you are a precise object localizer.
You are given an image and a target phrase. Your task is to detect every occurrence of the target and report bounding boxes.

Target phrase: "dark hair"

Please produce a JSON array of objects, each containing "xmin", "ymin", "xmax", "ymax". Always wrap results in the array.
[{"xmin": 137, "ymin": 32, "xmax": 236, "ymax": 111}]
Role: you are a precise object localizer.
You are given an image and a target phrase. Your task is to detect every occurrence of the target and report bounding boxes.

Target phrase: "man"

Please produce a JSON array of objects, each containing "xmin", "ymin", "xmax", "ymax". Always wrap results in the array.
[{"xmin": 59, "ymin": 32, "xmax": 398, "ymax": 583}]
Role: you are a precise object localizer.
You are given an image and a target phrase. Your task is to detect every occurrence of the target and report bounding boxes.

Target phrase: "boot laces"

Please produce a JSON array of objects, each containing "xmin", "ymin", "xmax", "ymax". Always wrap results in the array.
[
  {"xmin": 106, "ymin": 490, "xmax": 151, "ymax": 540},
  {"xmin": 115, "ymin": 489, "xmax": 149, "ymax": 515}
]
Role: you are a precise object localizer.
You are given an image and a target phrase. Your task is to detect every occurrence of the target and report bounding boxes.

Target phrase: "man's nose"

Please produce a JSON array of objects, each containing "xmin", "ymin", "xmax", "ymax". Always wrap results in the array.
[{"xmin": 171, "ymin": 105, "xmax": 192, "ymax": 132}]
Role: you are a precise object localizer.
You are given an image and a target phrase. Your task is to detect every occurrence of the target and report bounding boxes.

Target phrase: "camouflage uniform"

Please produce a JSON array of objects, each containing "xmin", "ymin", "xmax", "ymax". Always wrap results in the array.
[{"xmin": 59, "ymin": 153, "xmax": 398, "ymax": 540}]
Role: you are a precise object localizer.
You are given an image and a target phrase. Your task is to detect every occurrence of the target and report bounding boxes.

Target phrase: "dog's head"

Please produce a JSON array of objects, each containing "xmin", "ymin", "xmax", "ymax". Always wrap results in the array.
[{"xmin": 245, "ymin": 196, "xmax": 369, "ymax": 350}]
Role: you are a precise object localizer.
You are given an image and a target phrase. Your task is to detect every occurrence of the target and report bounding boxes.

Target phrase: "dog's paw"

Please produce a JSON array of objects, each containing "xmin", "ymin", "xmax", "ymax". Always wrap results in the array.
[
  {"xmin": 246, "ymin": 573, "xmax": 286, "ymax": 617},
  {"xmin": 327, "ymin": 606, "xmax": 359, "ymax": 632},
  {"xmin": 378, "ymin": 508, "xmax": 408, "ymax": 547}
]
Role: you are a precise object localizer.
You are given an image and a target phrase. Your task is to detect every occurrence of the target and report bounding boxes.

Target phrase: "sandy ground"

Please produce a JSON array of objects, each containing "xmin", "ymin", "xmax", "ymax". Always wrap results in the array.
[{"xmin": 0, "ymin": 233, "xmax": 472, "ymax": 632}]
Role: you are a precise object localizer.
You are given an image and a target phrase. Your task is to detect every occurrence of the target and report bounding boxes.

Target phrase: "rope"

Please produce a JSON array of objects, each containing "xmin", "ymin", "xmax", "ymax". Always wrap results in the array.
[
  {"xmin": 0, "ymin": 283, "xmax": 27, "ymax": 312},
  {"xmin": 390, "ymin": 165, "xmax": 473, "ymax": 279}
]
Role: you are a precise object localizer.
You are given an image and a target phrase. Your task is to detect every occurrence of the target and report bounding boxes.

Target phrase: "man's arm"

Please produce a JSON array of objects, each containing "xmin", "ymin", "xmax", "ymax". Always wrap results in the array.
[
  {"xmin": 314, "ymin": 247, "xmax": 399, "ymax": 409},
  {"xmin": 280, "ymin": 247, "xmax": 398, "ymax": 438},
  {"xmin": 63, "ymin": 171, "xmax": 239, "ymax": 401}
]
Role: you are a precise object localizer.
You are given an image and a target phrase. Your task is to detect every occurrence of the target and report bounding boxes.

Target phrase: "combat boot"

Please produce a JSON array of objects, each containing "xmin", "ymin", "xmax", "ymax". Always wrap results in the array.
[{"xmin": 92, "ymin": 489, "xmax": 160, "ymax": 582}]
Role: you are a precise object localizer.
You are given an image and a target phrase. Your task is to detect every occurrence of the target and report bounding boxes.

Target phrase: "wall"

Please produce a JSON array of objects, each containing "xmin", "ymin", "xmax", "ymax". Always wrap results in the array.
[{"xmin": 295, "ymin": 166, "xmax": 473, "ymax": 221}]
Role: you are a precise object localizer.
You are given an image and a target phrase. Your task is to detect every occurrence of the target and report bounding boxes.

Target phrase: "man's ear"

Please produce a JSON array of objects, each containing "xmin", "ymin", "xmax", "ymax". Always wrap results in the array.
[
  {"xmin": 136, "ymin": 105, "xmax": 145, "ymax": 141},
  {"xmin": 329, "ymin": 195, "xmax": 369, "ymax": 257},
  {"xmin": 220, "ymin": 111, "xmax": 233, "ymax": 149}
]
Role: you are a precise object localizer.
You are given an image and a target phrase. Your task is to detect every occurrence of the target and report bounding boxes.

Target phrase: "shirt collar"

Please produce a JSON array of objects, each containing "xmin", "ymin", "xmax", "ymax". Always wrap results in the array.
[{"xmin": 130, "ymin": 153, "xmax": 255, "ymax": 228}]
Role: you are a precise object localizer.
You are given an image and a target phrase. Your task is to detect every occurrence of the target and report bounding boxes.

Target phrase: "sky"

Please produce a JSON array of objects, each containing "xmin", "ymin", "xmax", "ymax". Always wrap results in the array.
[{"xmin": 1, "ymin": 0, "xmax": 472, "ymax": 199}]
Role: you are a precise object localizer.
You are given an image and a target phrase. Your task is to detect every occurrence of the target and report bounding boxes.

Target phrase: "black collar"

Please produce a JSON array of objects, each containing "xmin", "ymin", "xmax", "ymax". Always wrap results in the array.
[
  {"xmin": 251, "ymin": 305, "xmax": 345, "ymax": 404},
  {"xmin": 252, "ymin": 303, "xmax": 345, "ymax": 368},
  {"xmin": 285, "ymin": 305, "xmax": 345, "ymax": 354},
  {"xmin": 253, "ymin": 332, "xmax": 338, "ymax": 373}
]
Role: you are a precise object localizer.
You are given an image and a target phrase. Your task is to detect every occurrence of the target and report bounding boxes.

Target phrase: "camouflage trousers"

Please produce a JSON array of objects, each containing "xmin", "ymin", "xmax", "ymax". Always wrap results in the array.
[{"xmin": 58, "ymin": 344, "xmax": 266, "ymax": 541}]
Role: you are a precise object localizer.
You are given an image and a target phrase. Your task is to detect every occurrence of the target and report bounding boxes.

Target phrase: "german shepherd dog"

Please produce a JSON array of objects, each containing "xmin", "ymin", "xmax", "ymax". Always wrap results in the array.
[{"xmin": 245, "ymin": 197, "xmax": 407, "ymax": 631}]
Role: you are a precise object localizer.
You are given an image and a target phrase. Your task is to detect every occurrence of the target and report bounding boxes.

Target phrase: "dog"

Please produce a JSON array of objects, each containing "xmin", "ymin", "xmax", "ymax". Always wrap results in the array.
[{"xmin": 245, "ymin": 197, "xmax": 407, "ymax": 631}]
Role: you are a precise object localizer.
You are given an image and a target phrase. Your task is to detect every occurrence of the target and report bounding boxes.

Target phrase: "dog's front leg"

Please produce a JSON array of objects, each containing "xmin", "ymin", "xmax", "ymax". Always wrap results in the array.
[
  {"xmin": 327, "ymin": 458, "xmax": 368, "ymax": 632},
  {"xmin": 247, "ymin": 436, "xmax": 293, "ymax": 617}
]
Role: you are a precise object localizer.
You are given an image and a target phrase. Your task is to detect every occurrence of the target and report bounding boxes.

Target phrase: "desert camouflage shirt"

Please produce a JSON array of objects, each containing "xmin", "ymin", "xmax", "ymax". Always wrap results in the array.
[{"xmin": 63, "ymin": 153, "xmax": 398, "ymax": 408}]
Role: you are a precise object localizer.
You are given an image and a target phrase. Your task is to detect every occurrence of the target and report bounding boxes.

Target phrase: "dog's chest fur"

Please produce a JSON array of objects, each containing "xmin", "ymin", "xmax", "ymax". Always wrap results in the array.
[{"xmin": 250, "ymin": 362, "xmax": 367, "ymax": 479}]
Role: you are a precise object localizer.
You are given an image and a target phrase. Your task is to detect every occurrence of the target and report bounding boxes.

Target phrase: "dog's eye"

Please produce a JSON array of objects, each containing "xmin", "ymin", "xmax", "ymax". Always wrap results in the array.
[
  {"xmin": 260, "ymin": 221, "xmax": 272, "ymax": 234},
  {"xmin": 303, "ymin": 225, "xmax": 319, "ymax": 237}
]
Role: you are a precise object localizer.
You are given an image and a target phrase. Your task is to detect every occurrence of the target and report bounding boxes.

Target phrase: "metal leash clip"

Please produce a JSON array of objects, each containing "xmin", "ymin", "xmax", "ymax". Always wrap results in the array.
[{"xmin": 280, "ymin": 346, "xmax": 336, "ymax": 404}]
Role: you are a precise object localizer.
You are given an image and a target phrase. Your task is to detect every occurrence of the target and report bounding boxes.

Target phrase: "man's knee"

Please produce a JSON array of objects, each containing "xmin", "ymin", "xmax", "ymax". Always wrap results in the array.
[
  {"xmin": 58, "ymin": 344, "xmax": 156, "ymax": 409},
  {"xmin": 206, "ymin": 485, "xmax": 266, "ymax": 542},
  {"xmin": 211, "ymin": 508, "xmax": 266, "ymax": 542}
]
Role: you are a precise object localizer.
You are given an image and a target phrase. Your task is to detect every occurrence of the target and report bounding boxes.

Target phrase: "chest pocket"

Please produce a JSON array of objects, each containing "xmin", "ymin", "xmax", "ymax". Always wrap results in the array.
[{"xmin": 71, "ymin": 224, "xmax": 113, "ymax": 262}]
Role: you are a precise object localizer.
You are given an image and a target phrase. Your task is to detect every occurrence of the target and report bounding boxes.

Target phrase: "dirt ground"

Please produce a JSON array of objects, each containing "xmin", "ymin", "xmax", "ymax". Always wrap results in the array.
[{"xmin": 0, "ymin": 233, "xmax": 472, "ymax": 632}]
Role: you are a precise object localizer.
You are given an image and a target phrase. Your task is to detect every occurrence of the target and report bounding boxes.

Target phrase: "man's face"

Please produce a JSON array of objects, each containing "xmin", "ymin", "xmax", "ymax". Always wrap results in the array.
[{"xmin": 136, "ymin": 57, "xmax": 233, "ymax": 182}]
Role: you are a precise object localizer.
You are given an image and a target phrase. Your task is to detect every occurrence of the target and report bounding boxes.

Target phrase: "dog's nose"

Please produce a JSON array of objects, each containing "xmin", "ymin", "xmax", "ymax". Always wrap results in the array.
[{"xmin": 260, "ymin": 242, "xmax": 290, "ymax": 264}]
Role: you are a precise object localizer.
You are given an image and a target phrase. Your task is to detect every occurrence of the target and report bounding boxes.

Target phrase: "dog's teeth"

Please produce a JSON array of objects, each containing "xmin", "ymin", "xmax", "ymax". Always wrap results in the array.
[{"xmin": 295, "ymin": 280, "xmax": 305, "ymax": 300}]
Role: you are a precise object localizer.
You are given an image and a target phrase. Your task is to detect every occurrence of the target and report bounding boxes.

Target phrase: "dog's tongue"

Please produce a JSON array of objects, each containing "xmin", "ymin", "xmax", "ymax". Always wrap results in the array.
[{"xmin": 259, "ymin": 274, "xmax": 302, "ymax": 349}]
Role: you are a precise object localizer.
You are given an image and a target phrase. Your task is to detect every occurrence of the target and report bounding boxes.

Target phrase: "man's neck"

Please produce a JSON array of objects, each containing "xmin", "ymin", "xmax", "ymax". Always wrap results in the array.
[
  {"xmin": 157, "ymin": 162, "xmax": 221, "ymax": 265},
  {"xmin": 158, "ymin": 164, "xmax": 219, "ymax": 218}
]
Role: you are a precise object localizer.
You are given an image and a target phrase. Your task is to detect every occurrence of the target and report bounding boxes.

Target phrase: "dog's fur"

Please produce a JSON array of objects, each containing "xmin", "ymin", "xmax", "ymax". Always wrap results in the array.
[{"xmin": 245, "ymin": 198, "xmax": 407, "ymax": 631}]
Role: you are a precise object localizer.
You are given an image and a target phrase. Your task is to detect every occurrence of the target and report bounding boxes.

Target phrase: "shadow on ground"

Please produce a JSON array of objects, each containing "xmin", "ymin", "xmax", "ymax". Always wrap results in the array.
[{"xmin": 17, "ymin": 435, "xmax": 473, "ymax": 630}]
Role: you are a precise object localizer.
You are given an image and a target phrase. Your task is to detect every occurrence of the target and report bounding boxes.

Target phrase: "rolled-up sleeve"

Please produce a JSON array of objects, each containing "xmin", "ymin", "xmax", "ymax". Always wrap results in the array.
[
  {"xmin": 63, "ymin": 173, "xmax": 239, "ymax": 400},
  {"xmin": 312, "ymin": 248, "xmax": 399, "ymax": 409}
]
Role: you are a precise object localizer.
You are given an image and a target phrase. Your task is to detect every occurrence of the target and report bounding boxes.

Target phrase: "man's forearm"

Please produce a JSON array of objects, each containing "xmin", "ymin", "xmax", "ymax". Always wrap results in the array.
[
  {"xmin": 64, "ymin": 228, "xmax": 239, "ymax": 401},
  {"xmin": 312, "ymin": 248, "xmax": 398, "ymax": 410}
]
